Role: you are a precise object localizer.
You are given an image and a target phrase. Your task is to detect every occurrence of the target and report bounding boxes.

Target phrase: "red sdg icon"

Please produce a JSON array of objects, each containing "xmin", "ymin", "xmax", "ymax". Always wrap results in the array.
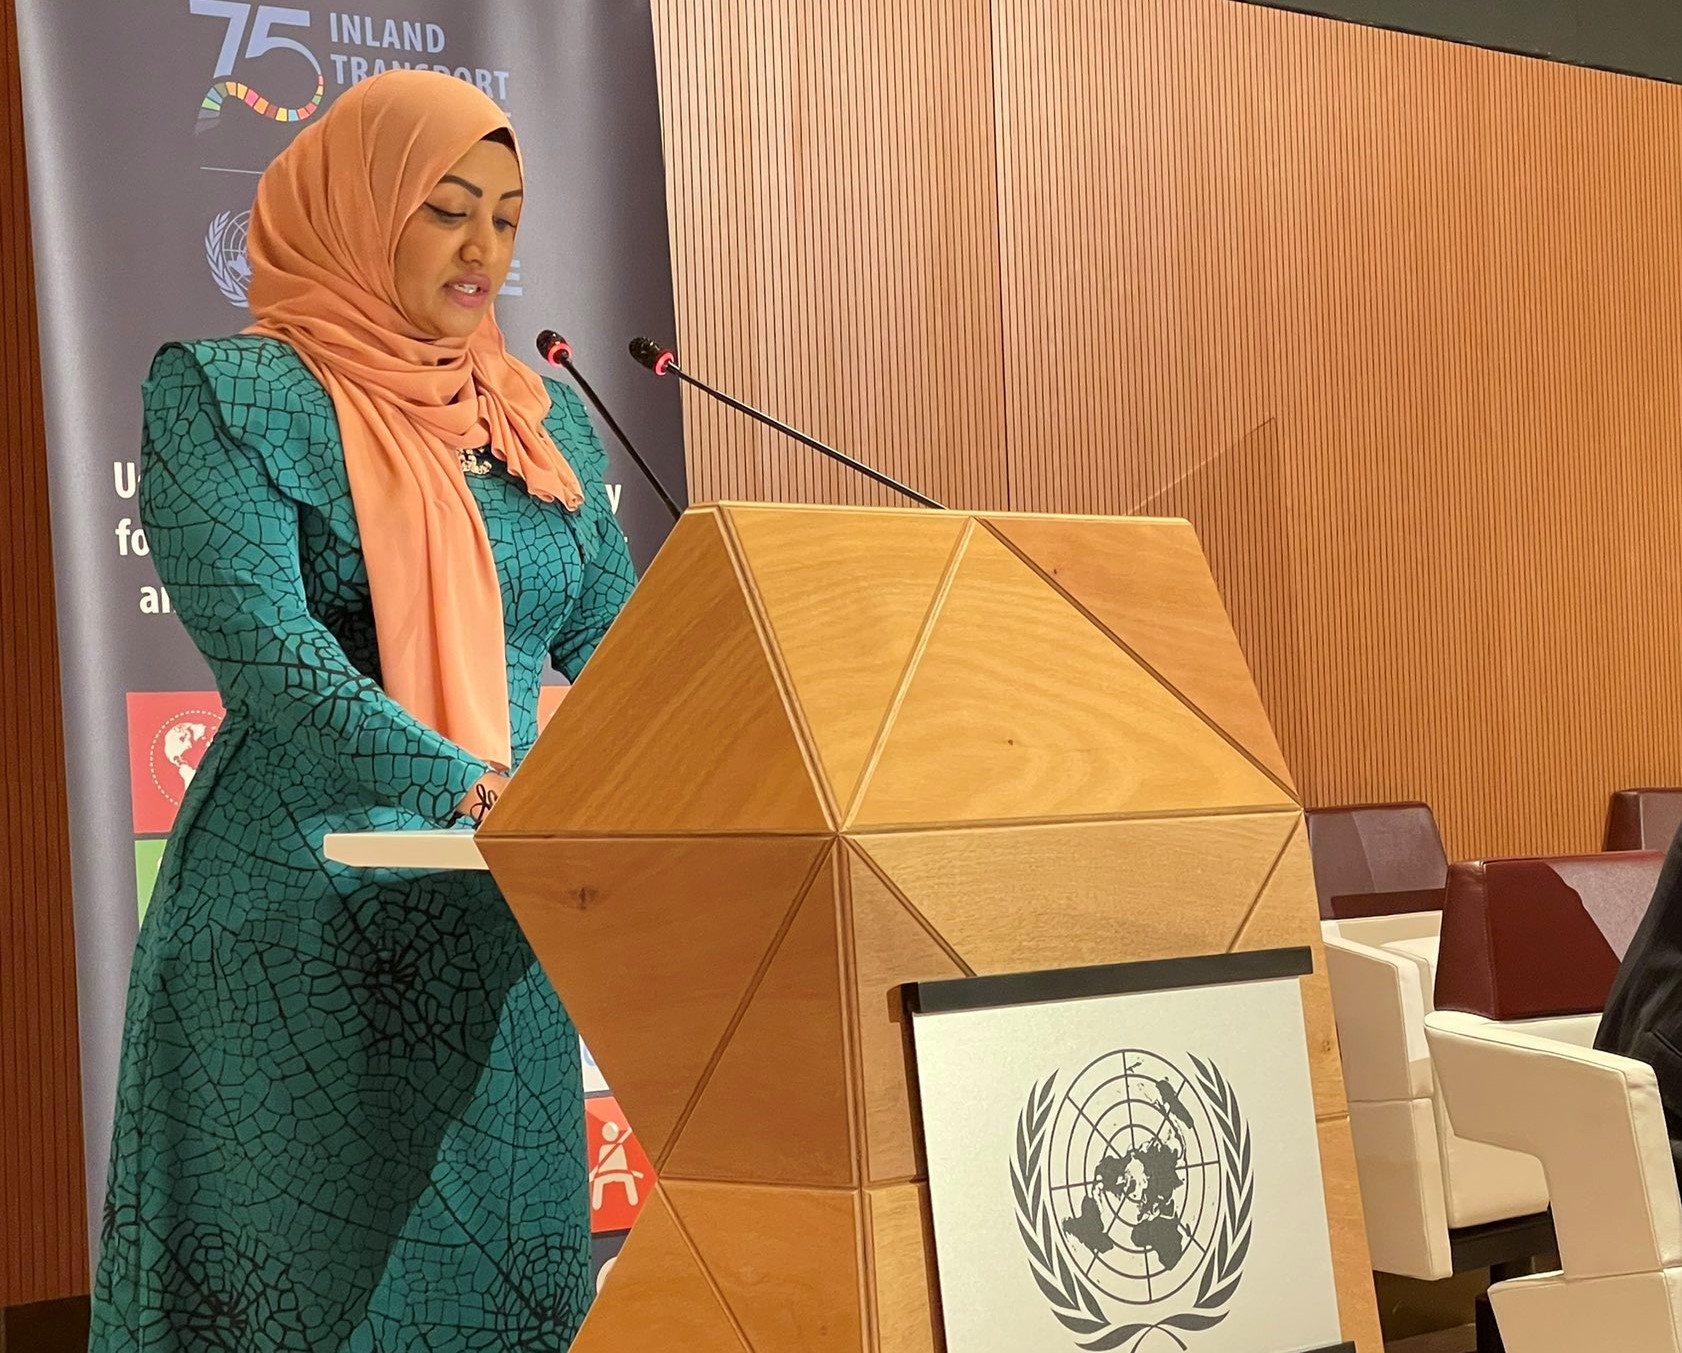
[
  {"xmin": 585, "ymin": 1096, "xmax": 654, "ymax": 1235},
  {"xmin": 127, "ymin": 692, "xmax": 225, "ymax": 834}
]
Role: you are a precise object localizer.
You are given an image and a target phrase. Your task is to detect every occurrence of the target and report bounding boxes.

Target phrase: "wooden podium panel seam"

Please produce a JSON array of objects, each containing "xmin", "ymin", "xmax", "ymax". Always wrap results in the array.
[
  {"xmin": 834, "ymin": 840, "xmax": 870, "ymax": 1200},
  {"xmin": 477, "ymin": 828, "xmax": 847, "ymax": 841},
  {"xmin": 977, "ymin": 515, "xmax": 1300, "ymax": 803},
  {"xmin": 846, "ymin": 841, "xmax": 976, "ymax": 980},
  {"xmin": 863, "ymin": 1185, "xmax": 942, "ymax": 1353},
  {"xmin": 843, "ymin": 519, "xmax": 976, "ymax": 828},
  {"xmin": 850, "ymin": 524, "xmax": 1296, "ymax": 825},
  {"xmin": 844, "ymin": 841, "xmax": 973, "ymax": 1185},
  {"xmin": 854, "ymin": 1187, "xmax": 881, "ymax": 1353},
  {"xmin": 848, "ymin": 1168, "xmax": 927, "ymax": 1190},
  {"xmin": 664, "ymin": 1181, "xmax": 872, "ymax": 1352},
  {"xmin": 1227, "ymin": 820, "xmax": 1348, "ymax": 1122},
  {"xmin": 657, "ymin": 1186, "xmax": 758, "ymax": 1353},
  {"xmin": 715, "ymin": 501, "xmax": 941, "ymax": 518},
  {"xmin": 713, "ymin": 503, "xmax": 1172, "ymax": 526},
  {"xmin": 655, "ymin": 842, "xmax": 834, "ymax": 1174},
  {"xmin": 716, "ymin": 503, "xmax": 843, "ymax": 830},
  {"xmin": 661, "ymin": 848, "xmax": 860, "ymax": 1187},
  {"xmin": 489, "ymin": 506, "xmax": 829, "ymax": 833},
  {"xmin": 849, "ymin": 805, "xmax": 1302, "ymax": 835},
  {"xmin": 719, "ymin": 505, "xmax": 970, "ymax": 814},
  {"xmin": 654, "ymin": 1178, "xmax": 873, "ymax": 1194},
  {"xmin": 1221, "ymin": 815, "xmax": 1302, "ymax": 954}
]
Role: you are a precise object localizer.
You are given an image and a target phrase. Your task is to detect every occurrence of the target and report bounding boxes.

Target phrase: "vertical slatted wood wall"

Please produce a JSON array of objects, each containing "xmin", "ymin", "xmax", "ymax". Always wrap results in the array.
[
  {"xmin": 0, "ymin": 0, "xmax": 87, "ymax": 1309},
  {"xmin": 653, "ymin": 0, "xmax": 1682, "ymax": 860},
  {"xmin": 655, "ymin": 2, "xmax": 1010, "ymax": 512}
]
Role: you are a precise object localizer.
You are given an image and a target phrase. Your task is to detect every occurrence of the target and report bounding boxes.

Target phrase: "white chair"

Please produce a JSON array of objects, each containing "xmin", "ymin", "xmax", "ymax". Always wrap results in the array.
[
  {"xmin": 1323, "ymin": 911, "xmax": 1550, "ymax": 1280},
  {"xmin": 1324, "ymin": 849, "xmax": 1661, "ymax": 1286},
  {"xmin": 1426, "ymin": 1010, "xmax": 1682, "ymax": 1353}
]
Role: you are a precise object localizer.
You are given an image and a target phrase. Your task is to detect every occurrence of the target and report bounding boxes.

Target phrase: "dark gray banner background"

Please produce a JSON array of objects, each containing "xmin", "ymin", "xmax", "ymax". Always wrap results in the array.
[{"xmin": 16, "ymin": 0, "xmax": 685, "ymax": 1257}]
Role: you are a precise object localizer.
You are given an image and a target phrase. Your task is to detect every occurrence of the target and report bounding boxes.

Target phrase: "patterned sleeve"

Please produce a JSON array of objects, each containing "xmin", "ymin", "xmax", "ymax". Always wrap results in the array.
[
  {"xmin": 545, "ymin": 381, "xmax": 639, "ymax": 681},
  {"xmin": 551, "ymin": 507, "xmax": 638, "ymax": 681},
  {"xmin": 139, "ymin": 344, "xmax": 492, "ymax": 824}
]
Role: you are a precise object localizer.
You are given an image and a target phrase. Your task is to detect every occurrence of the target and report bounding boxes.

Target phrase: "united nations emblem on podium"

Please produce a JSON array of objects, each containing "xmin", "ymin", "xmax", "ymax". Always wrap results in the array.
[
  {"xmin": 1013, "ymin": 1049, "xmax": 1252, "ymax": 1352},
  {"xmin": 910, "ymin": 948, "xmax": 1354, "ymax": 1353}
]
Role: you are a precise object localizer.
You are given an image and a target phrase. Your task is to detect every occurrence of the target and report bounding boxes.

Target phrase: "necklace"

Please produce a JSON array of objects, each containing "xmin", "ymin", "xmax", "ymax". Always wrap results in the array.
[{"xmin": 459, "ymin": 448, "xmax": 494, "ymax": 477}]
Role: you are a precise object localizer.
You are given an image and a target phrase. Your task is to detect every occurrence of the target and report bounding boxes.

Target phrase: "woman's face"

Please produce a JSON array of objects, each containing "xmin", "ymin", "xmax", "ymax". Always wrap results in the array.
[{"xmin": 393, "ymin": 137, "xmax": 523, "ymax": 341}]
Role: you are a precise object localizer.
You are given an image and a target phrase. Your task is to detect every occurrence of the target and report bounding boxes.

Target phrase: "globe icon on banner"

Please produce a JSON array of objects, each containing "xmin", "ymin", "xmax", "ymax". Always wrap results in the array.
[
  {"xmin": 205, "ymin": 210, "xmax": 253, "ymax": 309},
  {"xmin": 152, "ymin": 715, "xmax": 216, "ymax": 799}
]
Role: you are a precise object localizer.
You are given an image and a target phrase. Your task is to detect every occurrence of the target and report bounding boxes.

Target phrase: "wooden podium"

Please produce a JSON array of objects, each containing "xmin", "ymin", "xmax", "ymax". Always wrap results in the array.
[{"xmin": 476, "ymin": 504, "xmax": 1381, "ymax": 1353}]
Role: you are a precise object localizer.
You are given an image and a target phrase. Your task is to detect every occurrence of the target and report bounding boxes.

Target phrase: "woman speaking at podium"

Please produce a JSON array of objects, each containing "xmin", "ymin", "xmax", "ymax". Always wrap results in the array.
[{"xmin": 88, "ymin": 70, "xmax": 634, "ymax": 1350}]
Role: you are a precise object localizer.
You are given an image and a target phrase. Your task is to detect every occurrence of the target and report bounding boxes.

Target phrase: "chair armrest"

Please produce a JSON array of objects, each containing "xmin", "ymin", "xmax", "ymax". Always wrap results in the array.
[
  {"xmin": 1325, "ymin": 933, "xmax": 1434, "ymax": 1102},
  {"xmin": 1425, "ymin": 1010, "xmax": 1682, "ymax": 1279}
]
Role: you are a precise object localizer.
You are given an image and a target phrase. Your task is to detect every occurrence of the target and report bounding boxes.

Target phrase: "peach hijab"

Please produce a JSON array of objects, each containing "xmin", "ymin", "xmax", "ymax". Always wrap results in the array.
[{"xmin": 244, "ymin": 70, "xmax": 582, "ymax": 772}]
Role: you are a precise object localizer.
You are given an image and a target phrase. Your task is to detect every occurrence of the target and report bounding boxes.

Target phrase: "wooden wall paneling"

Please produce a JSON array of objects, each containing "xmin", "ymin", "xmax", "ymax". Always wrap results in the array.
[
  {"xmin": 1133, "ymin": 421, "xmax": 1308, "ymax": 782},
  {"xmin": 992, "ymin": 0, "xmax": 1272, "ymax": 515},
  {"xmin": 657, "ymin": 0, "xmax": 1682, "ymax": 857},
  {"xmin": 652, "ymin": 2, "xmax": 1010, "ymax": 512},
  {"xmin": 0, "ymin": 0, "xmax": 87, "ymax": 1308},
  {"xmin": 1250, "ymin": 8, "xmax": 1682, "ymax": 855}
]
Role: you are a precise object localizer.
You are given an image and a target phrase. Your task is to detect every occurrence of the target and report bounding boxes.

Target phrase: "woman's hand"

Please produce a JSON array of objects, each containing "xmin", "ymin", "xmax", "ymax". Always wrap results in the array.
[{"xmin": 459, "ymin": 772, "xmax": 510, "ymax": 826}]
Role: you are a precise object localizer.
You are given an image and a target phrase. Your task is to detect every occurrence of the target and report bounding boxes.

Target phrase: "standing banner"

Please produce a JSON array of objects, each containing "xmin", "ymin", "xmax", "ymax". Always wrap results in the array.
[{"xmin": 15, "ymin": 0, "xmax": 685, "ymax": 1272}]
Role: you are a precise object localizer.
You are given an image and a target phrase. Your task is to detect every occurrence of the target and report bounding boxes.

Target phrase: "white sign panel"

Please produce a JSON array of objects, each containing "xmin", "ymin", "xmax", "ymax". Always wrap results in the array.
[{"xmin": 912, "ymin": 952, "xmax": 1344, "ymax": 1353}]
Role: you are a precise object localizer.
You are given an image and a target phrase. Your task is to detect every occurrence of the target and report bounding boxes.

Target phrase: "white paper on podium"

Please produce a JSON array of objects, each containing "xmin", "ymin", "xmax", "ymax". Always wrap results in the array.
[{"xmin": 322, "ymin": 830, "xmax": 488, "ymax": 872}]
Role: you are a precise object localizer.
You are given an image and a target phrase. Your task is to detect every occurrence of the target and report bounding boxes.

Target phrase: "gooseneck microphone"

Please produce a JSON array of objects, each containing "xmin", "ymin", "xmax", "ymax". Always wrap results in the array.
[
  {"xmin": 536, "ymin": 330, "xmax": 683, "ymax": 522},
  {"xmin": 627, "ymin": 337, "xmax": 945, "ymax": 510}
]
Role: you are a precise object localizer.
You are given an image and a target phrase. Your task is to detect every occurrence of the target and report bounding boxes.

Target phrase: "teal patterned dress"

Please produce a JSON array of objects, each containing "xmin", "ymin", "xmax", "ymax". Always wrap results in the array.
[{"xmin": 89, "ymin": 337, "xmax": 637, "ymax": 1352}]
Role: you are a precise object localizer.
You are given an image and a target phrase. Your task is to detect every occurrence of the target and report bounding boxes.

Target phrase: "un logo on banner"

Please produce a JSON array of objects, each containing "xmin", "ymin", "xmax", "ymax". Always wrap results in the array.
[
  {"xmin": 1012, "ymin": 1051, "xmax": 1254, "ymax": 1352},
  {"xmin": 205, "ymin": 210, "xmax": 252, "ymax": 308}
]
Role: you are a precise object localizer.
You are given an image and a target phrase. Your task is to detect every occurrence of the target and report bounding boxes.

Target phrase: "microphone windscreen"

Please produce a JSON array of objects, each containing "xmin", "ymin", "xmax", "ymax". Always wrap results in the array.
[
  {"xmin": 535, "ymin": 330, "xmax": 571, "ymax": 365},
  {"xmin": 629, "ymin": 336, "xmax": 673, "ymax": 372}
]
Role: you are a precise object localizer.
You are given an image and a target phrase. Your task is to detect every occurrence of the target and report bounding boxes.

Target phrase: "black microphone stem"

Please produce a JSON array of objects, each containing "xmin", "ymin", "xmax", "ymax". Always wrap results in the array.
[
  {"xmin": 666, "ymin": 362, "xmax": 944, "ymax": 511},
  {"xmin": 562, "ymin": 357, "xmax": 684, "ymax": 522}
]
